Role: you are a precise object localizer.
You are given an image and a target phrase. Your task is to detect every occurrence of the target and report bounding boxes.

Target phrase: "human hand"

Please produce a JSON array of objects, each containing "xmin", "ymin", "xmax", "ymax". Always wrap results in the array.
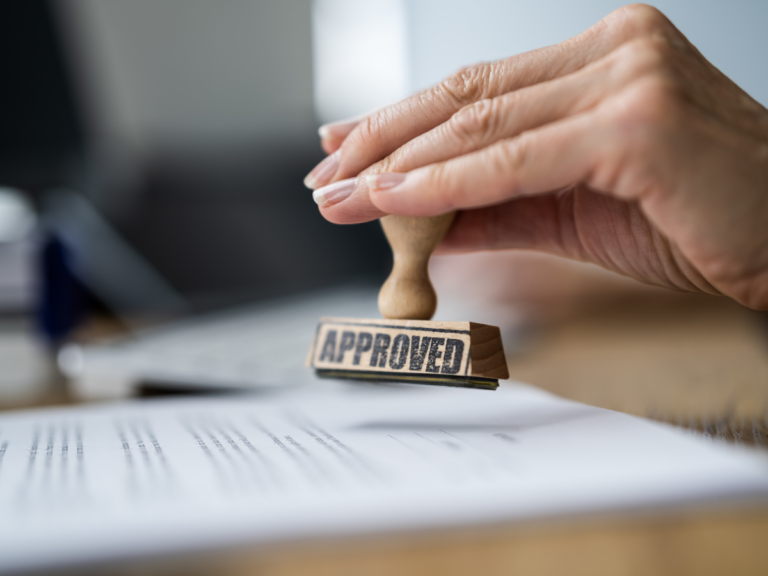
[{"xmin": 304, "ymin": 4, "xmax": 768, "ymax": 309}]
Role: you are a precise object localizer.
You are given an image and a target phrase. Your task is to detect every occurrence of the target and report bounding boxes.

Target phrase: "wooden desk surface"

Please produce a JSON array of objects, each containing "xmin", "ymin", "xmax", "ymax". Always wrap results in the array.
[
  {"xmin": 509, "ymin": 292, "xmax": 768, "ymax": 446},
  {"xmin": 2, "ymin": 291, "xmax": 768, "ymax": 575}
]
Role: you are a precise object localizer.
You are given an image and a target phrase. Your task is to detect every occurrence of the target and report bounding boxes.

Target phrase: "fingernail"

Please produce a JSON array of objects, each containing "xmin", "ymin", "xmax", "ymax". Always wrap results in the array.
[
  {"xmin": 313, "ymin": 177, "xmax": 357, "ymax": 208},
  {"xmin": 365, "ymin": 173, "xmax": 407, "ymax": 192},
  {"xmin": 304, "ymin": 150, "xmax": 341, "ymax": 189}
]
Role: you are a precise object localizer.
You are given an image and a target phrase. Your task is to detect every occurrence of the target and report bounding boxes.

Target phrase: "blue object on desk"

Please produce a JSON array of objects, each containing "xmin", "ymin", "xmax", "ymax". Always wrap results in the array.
[{"xmin": 38, "ymin": 232, "xmax": 86, "ymax": 343}]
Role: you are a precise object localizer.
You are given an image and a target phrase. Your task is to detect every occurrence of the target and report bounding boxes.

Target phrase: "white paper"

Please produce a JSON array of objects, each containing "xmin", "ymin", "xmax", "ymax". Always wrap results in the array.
[{"xmin": 1, "ymin": 381, "xmax": 767, "ymax": 573}]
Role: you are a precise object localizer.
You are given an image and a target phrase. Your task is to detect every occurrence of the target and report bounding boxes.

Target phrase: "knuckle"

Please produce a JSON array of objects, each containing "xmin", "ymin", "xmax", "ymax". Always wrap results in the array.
[
  {"xmin": 440, "ymin": 63, "xmax": 492, "ymax": 106},
  {"xmin": 429, "ymin": 163, "xmax": 458, "ymax": 207},
  {"xmin": 636, "ymin": 77, "xmax": 682, "ymax": 117},
  {"xmin": 616, "ymin": 77, "xmax": 684, "ymax": 137},
  {"xmin": 614, "ymin": 37, "xmax": 674, "ymax": 78},
  {"xmin": 373, "ymin": 136, "xmax": 423, "ymax": 174},
  {"xmin": 603, "ymin": 4, "xmax": 678, "ymax": 44},
  {"xmin": 449, "ymin": 99, "xmax": 498, "ymax": 143},
  {"xmin": 481, "ymin": 138, "xmax": 528, "ymax": 194},
  {"xmin": 616, "ymin": 4, "xmax": 670, "ymax": 35},
  {"xmin": 500, "ymin": 135, "xmax": 531, "ymax": 175},
  {"xmin": 368, "ymin": 155, "xmax": 397, "ymax": 176},
  {"xmin": 350, "ymin": 114, "xmax": 378, "ymax": 150},
  {"xmin": 351, "ymin": 108, "xmax": 394, "ymax": 150}
]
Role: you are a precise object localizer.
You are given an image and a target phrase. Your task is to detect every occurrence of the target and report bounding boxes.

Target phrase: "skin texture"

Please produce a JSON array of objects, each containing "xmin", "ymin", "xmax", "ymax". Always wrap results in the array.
[{"xmin": 304, "ymin": 4, "xmax": 768, "ymax": 310}]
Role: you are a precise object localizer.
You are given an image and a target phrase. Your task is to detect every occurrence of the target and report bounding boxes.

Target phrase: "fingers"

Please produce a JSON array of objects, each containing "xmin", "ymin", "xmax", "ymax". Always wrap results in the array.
[
  {"xmin": 362, "ymin": 41, "xmax": 661, "ymax": 177},
  {"xmin": 434, "ymin": 188, "xmax": 716, "ymax": 295},
  {"xmin": 366, "ymin": 110, "xmax": 614, "ymax": 217},
  {"xmin": 305, "ymin": 4, "xmax": 679, "ymax": 194},
  {"xmin": 315, "ymin": 178, "xmax": 389, "ymax": 224},
  {"xmin": 434, "ymin": 194, "xmax": 584, "ymax": 258},
  {"xmin": 318, "ymin": 118, "xmax": 362, "ymax": 154},
  {"xmin": 304, "ymin": 150, "xmax": 341, "ymax": 189},
  {"xmin": 306, "ymin": 118, "xmax": 360, "ymax": 188},
  {"xmin": 314, "ymin": 34, "xmax": 680, "ymax": 223},
  {"xmin": 435, "ymin": 187, "xmax": 636, "ymax": 260}
]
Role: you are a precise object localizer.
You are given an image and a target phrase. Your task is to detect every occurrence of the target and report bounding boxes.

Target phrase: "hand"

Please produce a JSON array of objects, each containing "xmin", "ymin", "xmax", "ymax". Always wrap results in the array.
[{"xmin": 303, "ymin": 4, "xmax": 768, "ymax": 310}]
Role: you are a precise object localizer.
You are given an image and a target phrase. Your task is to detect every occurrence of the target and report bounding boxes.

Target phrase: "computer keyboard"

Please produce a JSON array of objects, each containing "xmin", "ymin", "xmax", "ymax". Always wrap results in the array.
[{"xmin": 58, "ymin": 287, "xmax": 380, "ymax": 399}]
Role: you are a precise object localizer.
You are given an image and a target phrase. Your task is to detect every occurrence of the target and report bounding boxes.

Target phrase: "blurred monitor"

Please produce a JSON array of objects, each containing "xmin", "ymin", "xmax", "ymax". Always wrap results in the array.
[
  {"xmin": 0, "ymin": 1, "xmax": 85, "ymax": 194},
  {"xmin": 1, "ymin": 0, "xmax": 390, "ymax": 324}
]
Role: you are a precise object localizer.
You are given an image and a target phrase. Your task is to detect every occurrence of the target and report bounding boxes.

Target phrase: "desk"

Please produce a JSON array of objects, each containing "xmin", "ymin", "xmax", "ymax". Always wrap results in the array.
[
  {"xmin": 511, "ymin": 292, "xmax": 768, "ymax": 446},
  {"xmin": 2, "ymin": 291, "xmax": 767, "ymax": 575}
]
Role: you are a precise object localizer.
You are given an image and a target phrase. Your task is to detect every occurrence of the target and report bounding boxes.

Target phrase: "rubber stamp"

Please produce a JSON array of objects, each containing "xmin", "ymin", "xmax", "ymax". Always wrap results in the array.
[{"xmin": 308, "ymin": 213, "xmax": 509, "ymax": 389}]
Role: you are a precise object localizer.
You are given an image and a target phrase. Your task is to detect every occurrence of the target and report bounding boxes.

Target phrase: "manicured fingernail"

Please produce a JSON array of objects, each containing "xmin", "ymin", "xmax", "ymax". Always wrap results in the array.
[
  {"xmin": 365, "ymin": 173, "xmax": 407, "ymax": 192},
  {"xmin": 304, "ymin": 150, "xmax": 341, "ymax": 189},
  {"xmin": 312, "ymin": 177, "xmax": 357, "ymax": 208}
]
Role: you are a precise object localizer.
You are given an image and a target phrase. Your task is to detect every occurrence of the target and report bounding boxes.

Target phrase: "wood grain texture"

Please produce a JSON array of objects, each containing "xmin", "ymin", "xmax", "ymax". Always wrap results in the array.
[
  {"xmin": 308, "ymin": 317, "xmax": 508, "ymax": 381},
  {"xmin": 507, "ymin": 292, "xmax": 768, "ymax": 440},
  {"xmin": 469, "ymin": 323, "xmax": 510, "ymax": 380},
  {"xmin": 78, "ymin": 506, "xmax": 768, "ymax": 576},
  {"xmin": 378, "ymin": 213, "xmax": 455, "ymax": 320}
]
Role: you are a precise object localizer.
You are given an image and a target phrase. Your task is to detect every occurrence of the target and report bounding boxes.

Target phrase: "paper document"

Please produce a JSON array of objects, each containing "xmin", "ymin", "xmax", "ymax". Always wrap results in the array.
[{"xmin": 1, "ymin": 382, "xmax": 767, "ymax": 573}]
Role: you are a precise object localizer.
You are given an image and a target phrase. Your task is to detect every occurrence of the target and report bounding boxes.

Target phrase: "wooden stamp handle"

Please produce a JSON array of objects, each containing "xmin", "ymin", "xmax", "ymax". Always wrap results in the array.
[{"xmin": 378, "ymin": 213, "xmax": 456, "ymax": 320}]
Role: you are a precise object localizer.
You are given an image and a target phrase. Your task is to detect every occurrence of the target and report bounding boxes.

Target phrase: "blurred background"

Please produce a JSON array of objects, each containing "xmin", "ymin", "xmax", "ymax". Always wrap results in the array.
[{"xmin": 1, "ymin": 0, "xmax": 768, "ymax": 406}]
